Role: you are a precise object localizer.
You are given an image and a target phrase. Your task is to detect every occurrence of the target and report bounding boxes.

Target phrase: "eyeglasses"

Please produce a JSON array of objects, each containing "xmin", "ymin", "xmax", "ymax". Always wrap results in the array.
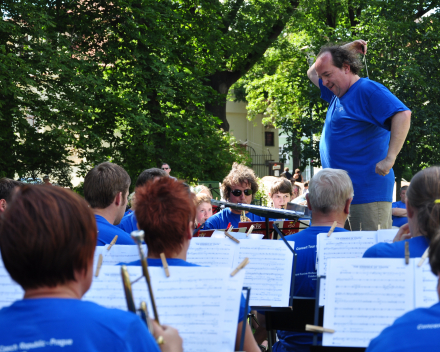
[
  {"xmin": 231, "ymin": 189, "xmax": 253, "ymax": 197},
  {"xmin": 162, "ymin": 168, "xmax": 169, "ymax": 170}
]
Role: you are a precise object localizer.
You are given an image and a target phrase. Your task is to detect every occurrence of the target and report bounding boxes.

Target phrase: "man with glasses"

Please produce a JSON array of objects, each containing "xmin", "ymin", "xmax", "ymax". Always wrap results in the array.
[
  {"xmin": 161, "ymin": 162, "xmax": 177, "ymax": 180},
  {"xmin": 204, "ymin": 163, "xmax": 265, "ymax": 229}
]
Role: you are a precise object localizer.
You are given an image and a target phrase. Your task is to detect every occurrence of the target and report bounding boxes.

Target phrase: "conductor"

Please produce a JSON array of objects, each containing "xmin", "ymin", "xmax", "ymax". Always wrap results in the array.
[{"xmin": 307, "ymin": 40, "xmax": 411, "ymax": 231}]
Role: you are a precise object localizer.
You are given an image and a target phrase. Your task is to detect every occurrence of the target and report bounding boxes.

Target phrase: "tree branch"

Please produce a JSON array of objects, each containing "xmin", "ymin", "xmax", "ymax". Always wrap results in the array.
[{"xmin": 414, "ymin": 1, "xmax": 436, "ymax": 20}]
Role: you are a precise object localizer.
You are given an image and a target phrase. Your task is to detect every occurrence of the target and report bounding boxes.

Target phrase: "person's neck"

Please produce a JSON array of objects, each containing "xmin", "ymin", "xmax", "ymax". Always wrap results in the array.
[
  {"xmin": 148, "ymin": 250, "xmax": 187, "ymax": 261},
  {"xmin": 93, "ymin": 208, "xmax": 117, "ymax": 225},
  {"xmin": 24, "ymin": 283, "xmax": 83, "ymax": 300},
  {"xmin": 311, "ymin": 212, "xmax": 347, "ymax": 228}
]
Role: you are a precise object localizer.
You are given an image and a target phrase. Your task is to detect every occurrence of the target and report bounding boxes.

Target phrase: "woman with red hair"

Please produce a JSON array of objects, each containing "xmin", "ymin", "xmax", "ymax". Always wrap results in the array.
[{"xmin": 127, "ymin": 177, "xmax": 261, "ymax": 352}]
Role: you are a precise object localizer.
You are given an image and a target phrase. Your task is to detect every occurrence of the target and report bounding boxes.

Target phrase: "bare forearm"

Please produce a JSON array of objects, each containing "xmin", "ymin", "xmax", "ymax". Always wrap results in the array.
[
  {"xmin": 388, "ymin": 110, "xmax": 411, "ymax": 161},
  {"xmin": 392, "ymin": 208, "xmax": 407, "ymax": 217}
]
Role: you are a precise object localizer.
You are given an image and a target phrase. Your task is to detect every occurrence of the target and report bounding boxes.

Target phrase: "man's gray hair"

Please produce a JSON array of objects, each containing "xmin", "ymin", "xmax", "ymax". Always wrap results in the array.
[{"xmin": 308, "ymin": 168, "xmax": 354, "ymax": 214}]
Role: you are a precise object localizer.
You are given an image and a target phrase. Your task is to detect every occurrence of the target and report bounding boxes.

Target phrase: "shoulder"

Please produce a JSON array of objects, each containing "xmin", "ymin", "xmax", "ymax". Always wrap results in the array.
[{"xmin": 363, "ymin": 241, "xmax": 403, "ymax": 258}]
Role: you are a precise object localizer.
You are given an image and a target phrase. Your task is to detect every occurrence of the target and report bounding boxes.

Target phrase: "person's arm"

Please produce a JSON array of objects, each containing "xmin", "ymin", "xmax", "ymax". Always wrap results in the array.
[
  {"xmin": 375, "ymin": 110, "xmax": 411, "ymax": 176},
  {"xmin": 153, "ymin": 322, "xmax": 183, "ymax": 352},
  {"xmin": 392, "ymin": 208, "xmax": 407, "ymax": 217},
  {"xmin": 235, "ymin": 321, "xmax": 261, "ymax": 352},
  {"xmin": 307, "ymin": 63, "xmax": 320, "ymax": 88},
  {"xmin": 393, "ymin": 223, "xmax": 411, "ymax": 242}
]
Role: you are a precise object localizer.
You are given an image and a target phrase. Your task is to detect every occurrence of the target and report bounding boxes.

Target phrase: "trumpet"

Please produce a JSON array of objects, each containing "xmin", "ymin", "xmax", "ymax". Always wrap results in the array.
[{"xmin": 121, "ymin": 230, "xmax": 160, "ymax": 332}]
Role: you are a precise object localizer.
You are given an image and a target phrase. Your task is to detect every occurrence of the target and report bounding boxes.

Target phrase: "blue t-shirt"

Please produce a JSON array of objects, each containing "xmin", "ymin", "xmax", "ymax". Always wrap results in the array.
[
  {"xmin": 366, "ymin": 301, "xmax": 440, "ymax": 352},
  {"xmin": 273, "ymin": 226, "xmax": 349, "ymax": 352},
  {"xmin": 392, "ymin": 201, "xmax": 408, "ymax": 227},
  {"xmin": 117, "ymin": 212, "xmax": 138, "ymax": 234},
  {"xmin": 0, "ymin": 298, "xmax": 160, "ymax": 351},
  {"xmin": 95, "ymin": 215, "xmax": 135, "ymax": 246},
  {"xmin": 319, "ymin": 78, "xmax": 409, "ymax": 205},
  {"xmin": 363, "ymin": 235, "xmax": 428, "ymax": 258},
  {"xmin": 122, "ymin": 257, "xmax": 249, "ymax": 323},
  {"xmin": 204, "ymin": 207, "xmax": 266, "ymax": 230}
]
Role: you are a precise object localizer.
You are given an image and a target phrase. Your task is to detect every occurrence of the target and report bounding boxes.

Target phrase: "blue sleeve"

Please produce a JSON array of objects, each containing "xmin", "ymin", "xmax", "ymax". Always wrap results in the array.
[
  {"xmin": 123, "ymin": 317, "xmax": 161, "ymax": 352},
  {"xmin": 391, "ymin": 202, "xmax": 398, "ymax": 209},
  {"xmin": 363, "ymin": 244, "xmax": 378, "ymax": 258},
  {"xmin": 366, "ymin": 84, "xmax": 409, "ymax": 128},
  {"xmin": 319, "ymin": 79, "xmax": 334, "ymax": 103},
  {"xmin": 203, "ymin": 217, "xmax": 217, "ymax": 230},
  {"xmin": 238, "ymin": 294, "xmax": 251, "ymax": 323}
]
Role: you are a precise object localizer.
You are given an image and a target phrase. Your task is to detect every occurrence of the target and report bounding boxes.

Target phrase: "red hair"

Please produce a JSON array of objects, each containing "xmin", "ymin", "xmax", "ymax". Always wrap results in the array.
[{"xmin": 135, "ymin": 177, "xmax": 195, "ymax": 256}]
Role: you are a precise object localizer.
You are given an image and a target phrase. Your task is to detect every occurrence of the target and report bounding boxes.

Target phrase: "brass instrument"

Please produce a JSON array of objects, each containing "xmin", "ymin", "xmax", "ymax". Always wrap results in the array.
[
  {"xmin": 240, "ymin": 210, "xmax": 252, "ymax": 222},
  {"xmin": 121, "ymin": 230, "xmax": 160, "ymax": 332}
]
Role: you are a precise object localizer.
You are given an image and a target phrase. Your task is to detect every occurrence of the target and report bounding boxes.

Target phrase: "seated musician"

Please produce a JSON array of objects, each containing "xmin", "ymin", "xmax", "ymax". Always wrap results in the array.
[
  {"xmin": 124, "ymin": 177, "xmax": 261, "ymax": 352},
  {"xmin": 194, "ymin": 193, "xmax": 213, "ymax": 231},
  {"xmin": 204, "ymin": 163, "xmax": 265, "ymax": 229},
  {"xmin": 256, "ymin": 168, "xmax": 353, "ymax": 352},
  {"xmin": 84, "ymin": 162, "xmax": 135, "ymax": 245},
  {"xmin": 363, "ymin": 166, "xmax": 440, "ymax": 258},
  {"xmin": 269, "ymin": 179, "xmax": 293, "ymax": 209},
  {"xmin": 118, "ymin": 168, "xmax": 167, "ymax": 234},
  {"xmin": 366, "ymin": 226, "xmax": 440, "ymax": 351},
  {"xmin": 0, "ymin": 185, "xmax": 182, "ymax": 352}
]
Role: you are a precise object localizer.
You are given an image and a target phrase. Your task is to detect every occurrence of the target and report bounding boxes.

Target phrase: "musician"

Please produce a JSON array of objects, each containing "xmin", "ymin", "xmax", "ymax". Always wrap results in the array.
[
  {"xmin": 269, "ymin": 179, "xmax": 293, "ymax": 209},
  {"xmin": 84, "ymin": 162, "xmax": 135, "ymax": 245},
  {"xmin": 0, "ymin": 185, "xmax": 182, "ymax": 352},
  {"xmin": 365, "ymin": 224, "xmax": 440, "ymax": 351},
  {"xmin": 194, "ymin": 193, "xmax": 213, "ymax": 230},
  {"xmin": 256, "ymin": 169, "xmax": 353, "ymax": 352},
  {"xmin": 204, "ymin": 163, "xmax": 265, "ymax": 229},
  {"xmin": 363, "ymin": 166, "xmax": 440, "ymax": 258},
  {"xmin": 0, "ymin": 177, "xmax": 22, "ymax": 212},
  {"xmin": 124, "ymin": 177, "xmax": 261, "ymax": 352},
  {"xmin": 118, "ymin": 168, "xmax": 167, "ymax": 234}
]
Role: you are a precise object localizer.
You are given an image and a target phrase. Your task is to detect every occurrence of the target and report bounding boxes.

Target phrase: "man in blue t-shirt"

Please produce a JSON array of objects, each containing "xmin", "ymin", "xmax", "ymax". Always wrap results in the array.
[
  {"xmin": 255, "ymin": 168, "xmax": 354, "ymax": 352},
  {"xmin": 392, "ymin": 186, "xmax": 409, "ymax": 227},
  {"xmin": 204, "ymin": 163, "xmax": 265, "ymax": 230},
  {"xmin": 365, "ymin": 230, "xmax": 440, "ymax": 351},
  {"xmin": 84, "ymin": 162, "xmax": 135, "ymax": 245},
  {"xmin": 307, "ymin": 40, "xmax": 411, "ymax": 231}
]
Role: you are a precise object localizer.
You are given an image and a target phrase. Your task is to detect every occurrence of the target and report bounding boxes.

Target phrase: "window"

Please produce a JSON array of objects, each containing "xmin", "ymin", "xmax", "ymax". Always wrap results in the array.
[{"xmin": 265, "ymin": 132, "xmax": 274, "ymax": 146}]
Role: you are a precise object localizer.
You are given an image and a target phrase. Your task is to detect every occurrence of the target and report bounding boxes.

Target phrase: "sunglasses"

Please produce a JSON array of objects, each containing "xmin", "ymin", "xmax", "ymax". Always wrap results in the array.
[
  {"xmin": 162, "ymin": 167, "xmax": 169, "ymax": 170},
  {"xmin": 231, "ymin": 189, "xmax": 253, "ymax": 197}
]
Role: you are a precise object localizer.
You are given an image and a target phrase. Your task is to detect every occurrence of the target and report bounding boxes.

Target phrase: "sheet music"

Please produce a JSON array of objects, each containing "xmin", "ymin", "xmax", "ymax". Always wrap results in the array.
[
  {"xmin": 93, "ymin": 244, "xmax": 148, "ymax": 271},
  {"xmin": 84, "ymin": 265, "xmax": 244, "ymax": 352},
  {"xmin": 0, "ymin": 257, "xmax": 24, "ymax": 309},
  {"xmin": 414, "ymin": 258, "xmax": 438, "ymax": 308},
  {"xmin": 187, "ymin": 238, "xmax": 236, "ymax": 267},
  {"xmin": 323, "ymin": 258, "xmax": 414, "ymax": 348},
  {"xmin": 376, "ymin": 229, "xmax": 398, "ymax": 244},
  {"xmin": 233, "ymin": 240, "xmax": 294, "ymax": 307},
  {"xmin": 316, "ymin": 231, "xmax": 377, "ymax": 276}
]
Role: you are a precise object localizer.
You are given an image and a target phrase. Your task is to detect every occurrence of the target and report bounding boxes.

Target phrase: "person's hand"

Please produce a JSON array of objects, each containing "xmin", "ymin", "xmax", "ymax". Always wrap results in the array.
[
  {"xmin": 393, "ymin": 223, "xmax": 411, "ymax": 242},
  {"xmin": 152, "ymin": 321, "xmax": 183, "ymax": 352},
  {"xmin": 343, "ymin": 39, "xmax": 367, "ymax": 55},
  {"xmin": 375, "ymin": 156, "xmax": 395, "ymax": 176}
]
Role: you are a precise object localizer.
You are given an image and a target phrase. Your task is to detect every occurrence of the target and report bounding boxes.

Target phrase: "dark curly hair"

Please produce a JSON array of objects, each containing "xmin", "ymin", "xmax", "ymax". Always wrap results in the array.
[
  {"xmin": 221, "ymin": 163, "xmax": 259, "ymax": 201},
  {"xmin": 317, "ymin": 44, "xmax": 363, "ymax": 75}
]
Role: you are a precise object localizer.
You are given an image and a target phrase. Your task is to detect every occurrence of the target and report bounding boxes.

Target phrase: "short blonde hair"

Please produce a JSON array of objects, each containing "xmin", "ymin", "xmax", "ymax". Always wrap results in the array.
[
  {"xmin": 270, "ymin": 179, "xmax": 292, "ymax": 196},
  {"xmin": 195, "ymin": 193, "xmax": 212, "ymax": 208}
]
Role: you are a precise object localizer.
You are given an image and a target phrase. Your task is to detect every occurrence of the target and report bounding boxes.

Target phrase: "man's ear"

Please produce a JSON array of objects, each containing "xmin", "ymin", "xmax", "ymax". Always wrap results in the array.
[
  {"xmin": 114, "ymin": 192, "xmax": 122, "ymax": 206},
  {"xmin": 306, "ymin": 194, "xmax": 312, "ymax": 211},
  {"xmin": 406, "ymin": 198, "xmax": 415, "ymax": 219},
  {"xmin": 343, "ymin": 63, "xmax": 350, "ymax": 73},
  {"xmin": 0, "ymin": 199, "xmax": 6, "ymax": 213},
  {"xmin": 344, "ymin": 198, "xmax": 353, "ymax": 215}
]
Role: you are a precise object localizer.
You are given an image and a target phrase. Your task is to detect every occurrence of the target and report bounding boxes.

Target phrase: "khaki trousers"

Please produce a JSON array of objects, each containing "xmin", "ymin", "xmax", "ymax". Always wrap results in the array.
[{"xmin": 345, "ymin": 202, "xmax": 392, "ymax": 231}]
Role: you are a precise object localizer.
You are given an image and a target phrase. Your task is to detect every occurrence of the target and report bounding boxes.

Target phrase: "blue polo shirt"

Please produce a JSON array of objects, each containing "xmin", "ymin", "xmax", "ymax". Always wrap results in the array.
[
  {"xmin": 204, "ymin": 207, "xmax": 266, "ymax": 230},
  {"xmin": 392, "ymin": 201, "xmax": 408, "ymax": 227},
  {"xmin": 95, "ymin": 215, "xmax": 135, "ymax": 246},
  {"xmin": 117, "ymin": 212, "xmax": 138, "ymax": 234},
  {"xmin": 273, "ymin": 226, "xmax": 349, "ymax": 352},
  {"xmin": 363, "ymin": 235, "xmax": 428, "ymax": 258},
  {"xmin": 319, "ymin": 78, "xmax": 409, "ymax": 205},
  {"xmin": 366, "ymin": 302, "xmax": 440, "ymax": 352}
]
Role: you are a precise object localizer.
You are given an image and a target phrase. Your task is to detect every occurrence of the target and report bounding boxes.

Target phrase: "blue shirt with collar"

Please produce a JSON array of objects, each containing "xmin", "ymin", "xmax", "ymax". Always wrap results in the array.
[
  {"xmin": 95, "ymin": 214, "xmax": 135, "ymax": 246},
  {"xmin": 116, "ymin": 212, "xmax": 138, "ymax": 234}
]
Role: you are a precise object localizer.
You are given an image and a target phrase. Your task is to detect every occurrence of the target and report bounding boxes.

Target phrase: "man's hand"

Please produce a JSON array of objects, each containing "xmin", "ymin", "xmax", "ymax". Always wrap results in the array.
[
  {"xmin": 153, "ymin": 321, "xmax": 183, "ymax": 352},
  {"xmin": 375, "ymin": 155, "xmax": 395, "ymax": 176},
  {"xmin": 393, "ymin": 223, "xmax": 411, "ymax": 242},
  {"xmin": 342, "ymin": 39, "xmax": 367, "ymax": 55}
]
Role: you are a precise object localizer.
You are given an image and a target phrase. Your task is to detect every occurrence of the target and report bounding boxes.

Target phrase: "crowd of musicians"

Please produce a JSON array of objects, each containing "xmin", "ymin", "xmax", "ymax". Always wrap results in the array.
[{"xmin": 1, "ymin": 40, "xmax": 439, "ymax": 352}]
